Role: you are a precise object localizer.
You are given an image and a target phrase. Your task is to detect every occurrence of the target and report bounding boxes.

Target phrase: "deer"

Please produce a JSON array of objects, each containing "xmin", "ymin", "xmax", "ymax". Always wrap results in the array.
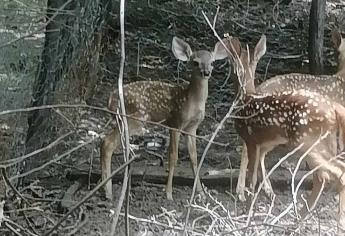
[
  {"xmin": 224, "ymin": 35, "xmax": 345, "ymax": 233},
  {"xmin": 235, "ymin": 31, "xmax": 345, "ymax": 201},
  {"xmin": 100, "ymin": 36, "xmax": 227, "ymax": 201}
]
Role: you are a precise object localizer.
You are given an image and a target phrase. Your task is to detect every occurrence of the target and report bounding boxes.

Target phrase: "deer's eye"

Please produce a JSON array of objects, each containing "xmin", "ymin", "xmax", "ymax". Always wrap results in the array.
[{"xmin": 193, "ymin": 61, "xmax": 199, "ymax": 67}]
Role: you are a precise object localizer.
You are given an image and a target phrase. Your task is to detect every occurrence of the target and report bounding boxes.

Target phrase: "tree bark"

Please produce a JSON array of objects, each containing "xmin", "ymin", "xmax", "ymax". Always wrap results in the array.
[
  {"xmin": 308, "ymin": 0, "xmax": 326, "ymax": 75},
  {"xmin": 26, "ymin": 0, "xmax": 110, "ymax": 167},
  {"xmin": 27, "ymin": 0, "xmax": 75, "ymax": 146}
]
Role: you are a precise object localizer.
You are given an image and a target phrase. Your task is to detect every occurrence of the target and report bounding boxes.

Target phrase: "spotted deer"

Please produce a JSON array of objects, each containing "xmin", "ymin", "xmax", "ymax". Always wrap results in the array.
[
  {"xmin": 258, "ymin": 31, "xmax": 345, "ymax": 93},
  {"xmin": 236, "ymin": 31, "xmax": 345, "ymax": 201},
  {"xmin": 100, "ymin": 37, "xmax": 227, "ymax": 200},
  {"xmin": 225, "ymin": 35, "xmax": 345, "ymax": 232}
]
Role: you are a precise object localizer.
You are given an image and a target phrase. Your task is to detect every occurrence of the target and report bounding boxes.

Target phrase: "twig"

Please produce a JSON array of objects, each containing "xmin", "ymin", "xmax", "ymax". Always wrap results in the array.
[
  {"xmin": 43, "ymin": 155, "xmax": 138, "ymax": 236},
  {"xmin": 122, "ymin": 213, "xmax": 204, "ymax": 235},
  {"xmin": 88, "ymin": 145, "xmax": 94, "ymax": 190},
  {"xmin": 294, "ymin": 154, "xmax": 341, "ymax": 214},
  {"xmin": 291, "ymin": 132, "xmax": 330, "ymax": 215},
  {"xmin": 0, "ymin": 0, "xmax": 73, "ymax": 48},
  {"xmin": 270, "ymin": 149, "xmax": 344, "ymax": 226},
  {"xmin": 4, "ymin": 221, "xmax": 24, "ymax": 236},
  {"xmin": 220, "ymin": 222, "xmax": 295, "ymax": 235},
  {"xmin": 110, "ymin": 0, "xmax": 131, "ymax": 234},
  {"xmin": 12, "ymin": 0, "xmax": 28, "ymax": 7},
  {"xmin": 4, "ymin": 206, "xmax": 43, "ymax": 214},
  {"xmin": 212, "ymin": 7, "xmax": 220, "ymax": 30},
  {"xmin": 229, "ymin": 18, "xmax": 262, "ymax": 34},
  {"xmin": 23, "ymin": 211, "xmax": 40, "ymax": 236},
  {"xmin": 219, "ymin": 62, "xmax": 232, "ymax": 90},
  {"xmin": 272, "ymin": 0, "xmax": 281, "ymax": 30},
  {"xmin": 9, "ymin": 136, "xmax": 96, "ymax": 180},
  {"xmin": 1, "ymin": 168, "xmax": 29, "ymax": 205},
  {"xmin": 5, "ymin": 217, "xmax": 38, "ymax": 236},
  {"xmin": 66, "ymin": 215, "xmax": 88, "ymax": 236},
  {"xmin": 52, "ymin": 108, "xmax": 76, "ymax": 129},
  {"xmin": 263, "ymin": 57, "xmax": 271, "ymax": 81},
  {"xmin": 125, "ymin": 169, "xmax": 132, "ymax": 236},
  {"xmin": 267, "ymin": 53, "xmax": 303, "ymax": 59},
  {"xmin": 301, "ymin": 178, "xmax": 325, "ymax": 219},
  {"xmin": 264, "ymin": 194, "xmax": 276, "ymax": 223},
  {"xmin": 0, "ymin": 131, "xmax": 73, "ymax": 167},
  {"xmin": 0, "ymin": 200, "xmax": 4, "ymax": 226},
  {"xmin": 136, "ymin": 40, "xmax": 140, "ymax": 76}
]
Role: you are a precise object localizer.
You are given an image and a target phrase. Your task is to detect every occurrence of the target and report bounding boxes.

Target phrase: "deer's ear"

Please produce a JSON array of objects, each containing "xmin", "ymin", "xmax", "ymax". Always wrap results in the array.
[
  {"xmin": 172, "ymin": 37, "xmax": 193, "ymax": 61},
  {"xmin": 254, "ymin": 34, "xmax": 266, "ymax": 62},
  {"xmin": 331, "ymin": 30, "xmax": 343, "ymax": 50},
  {"xmin": 213, "ymin": 39, "xmax": 228, "ymax": 61},
  {"xmin": 225, "ymin": 37, "xmax": 242, "ymax": 59}
]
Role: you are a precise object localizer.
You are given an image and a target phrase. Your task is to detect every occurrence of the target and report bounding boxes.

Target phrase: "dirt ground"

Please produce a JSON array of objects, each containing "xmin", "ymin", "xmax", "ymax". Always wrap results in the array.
[{"xmin": 1, "ymin": 0, "xmax": 345, "ymax": 235}]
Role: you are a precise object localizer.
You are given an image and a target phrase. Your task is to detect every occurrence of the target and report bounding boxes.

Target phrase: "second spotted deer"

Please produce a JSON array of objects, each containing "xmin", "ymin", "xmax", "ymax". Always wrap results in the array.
[
  {"xmin": 236, "ymin": 31, "xmax": 345, "ymax": 200},
  {"xmin": 100, "ymin": 37, "xmax": 227, "ymax": 200},
  {"xmin": 225, "ymin": 35, "xmax": 345, "ymax": 232}
]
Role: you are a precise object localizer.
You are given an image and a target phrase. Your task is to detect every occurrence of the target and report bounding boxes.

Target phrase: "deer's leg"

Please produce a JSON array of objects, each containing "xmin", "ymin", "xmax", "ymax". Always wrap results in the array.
[
  {"xmin": 245, "ymin": 143, "xmax": 259, "ymax": 210},
  {"xmin": 186, "ymin": 129, "xmax": 203, "ymax": 194},
  {"xmin": 339, "ymin": 127, "xmax": 344, "ymax": 153},
  {"xmin": 337, "ymin": 185, "xmax": 345, "ymax": 234},
  {"xmin": 300, "ymin": 172, "xmax": 325, "ymax": 218},
  {"xmin": 100, "ymin": 128, "xmax": 121, "ymax": 200},
  {"xmin": 257, "ymin": 144, "xmax": 276, "ymax": 199},
  {"xmin": 236, "ymin": 142, "xmax": 248, "ymax": 202},
  {"xmin": 246, "ymin": 142, "xmax": 258, "ymax": 195},
  {"xmin": 327, "ymin": 132, "xmax": 338, "ymax": 156},
  {"xmin": 100, "ymin": 117, "xmax": 143, "ymax": 200},
  {"xmin": 259, "ymin": 148, "xmax": 274, "ymax": 199},
  {"xmin": 251, "ymin": 145, "xmax": 261, "ymax": 193},
  {"xmin": 166, "ymin": 130, "xmax": 181, "ymax": 201}
]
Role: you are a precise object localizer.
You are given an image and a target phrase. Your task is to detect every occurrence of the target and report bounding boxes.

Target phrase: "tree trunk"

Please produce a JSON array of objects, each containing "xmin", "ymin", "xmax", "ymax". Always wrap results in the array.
[
  {"xmin": 308, "ymin": 0, "xmax": 326, "ymax": 75},
  {"xmin": 26, "ymin": 0, "xmax": 110, "ymax": 168}
]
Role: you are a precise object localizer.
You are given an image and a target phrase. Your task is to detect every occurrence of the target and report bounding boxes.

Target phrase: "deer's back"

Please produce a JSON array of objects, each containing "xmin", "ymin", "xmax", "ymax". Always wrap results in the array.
[
  {"xmin": 236, "ymin": 90, "xmax": 337, "ymax": 147},
  {"xmin": 258, "ymin": 74, "xmax": 345, "ymax": 104},
  {"xmin": 108, "ymin": 81, "xmax": 188, "ymax": 123}
]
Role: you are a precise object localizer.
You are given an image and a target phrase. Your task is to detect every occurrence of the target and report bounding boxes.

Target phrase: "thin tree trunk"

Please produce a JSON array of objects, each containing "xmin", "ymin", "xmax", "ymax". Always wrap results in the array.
[{"xmin": 308, "ymin": 0, "xmax": 326, "ymax": 75}]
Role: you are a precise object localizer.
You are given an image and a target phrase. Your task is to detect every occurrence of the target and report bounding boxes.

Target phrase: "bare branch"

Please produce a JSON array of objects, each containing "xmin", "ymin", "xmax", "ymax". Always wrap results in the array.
[
  {"xmin": 110, "ymin": 0, "xmax": 131, "ymax": 235},
  {"xmin": 0, "ymin": 0, "xmax": 74, "ymax": 49}
]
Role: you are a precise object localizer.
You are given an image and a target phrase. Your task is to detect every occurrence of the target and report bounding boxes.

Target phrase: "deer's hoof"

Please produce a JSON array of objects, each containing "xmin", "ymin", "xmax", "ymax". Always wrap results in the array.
[
  {"xmin": 103, "ymin": 189, "xmax": 113, "ymax": 201},
  {"xmin": 236, "ymin": 186, "xmax": 248, "ymax": 202},
  {"xmin": 166, "ymin": 192, "xmax": 173, "ymax": 201},
  {"xmin": 195, "ymin": 192, "xmax": 206, "ymax": 202},
  {"xmin": 238, "ymin": 192, "xmax": 246, "ymax": 202},
  {"xmin": 263, "ymin": 187, "xmax": 275, "ymax": 200}
]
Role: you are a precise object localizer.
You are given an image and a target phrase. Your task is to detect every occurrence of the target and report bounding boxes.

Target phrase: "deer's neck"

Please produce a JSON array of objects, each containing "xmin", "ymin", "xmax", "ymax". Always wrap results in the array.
[
  {"xmin": 233, "ymin": 69, "xmax": 256, "ymax": 96},
  {"xmin": 188, "ymin": 73, "xmax": 209, "ymax": 103},
  {"xmin": 336, "ymin": 56, "xmax": 345, "ymax": 78},
  {"xmin": 243, "ymin": 74, "xmax": 256, "ymax": 94}
]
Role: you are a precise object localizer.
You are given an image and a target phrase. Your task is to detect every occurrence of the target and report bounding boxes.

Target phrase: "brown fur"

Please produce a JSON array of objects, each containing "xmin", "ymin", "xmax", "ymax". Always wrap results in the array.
[
  {"xmin": 100, "ymin": 37, "xmax": 227, "ymax": 200},
  {"xmin": 226, "ymin": 34, "xmax": 345, "ymax": 233},
  {"xmin": 233, "ymin": 31, "xmax": 345, "ymax": 203}
]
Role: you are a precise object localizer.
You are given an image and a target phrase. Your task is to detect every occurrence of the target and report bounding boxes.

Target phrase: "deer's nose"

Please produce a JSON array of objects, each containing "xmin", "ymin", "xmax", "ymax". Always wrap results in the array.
[{"xmin": 203, "ymin": 71, "xmax": 211, "ymax": 77}]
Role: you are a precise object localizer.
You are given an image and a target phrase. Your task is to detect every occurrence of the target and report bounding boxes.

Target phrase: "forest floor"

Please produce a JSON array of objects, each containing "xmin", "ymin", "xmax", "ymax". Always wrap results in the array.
[{"xmin": 1, "ymin": 0, "xmax": 345, "ymax": 235}]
